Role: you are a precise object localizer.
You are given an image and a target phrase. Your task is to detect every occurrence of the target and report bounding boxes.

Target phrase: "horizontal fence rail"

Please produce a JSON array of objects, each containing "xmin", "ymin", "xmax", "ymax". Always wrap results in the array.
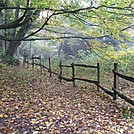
[
  {"xmin": 113, "ymin": 88, "xmax": 134, "ymax": 106},
  {"xmin": 60, "ymin": 65, "xmax": 72, "ymax": 68},
  {"xmin": 96, "ymin": 84, "xmax": 114, "ymax": 97},
  {"xmin": 59, "ymin": 62, "xmax": 100, "ymax": 88},
  {"xmin": 113, "ymin": 63, "xmax": 134, "ymax": 106},
  {"xmin": 73, "ymin": 63, "xmax": 98, "ymax": 68},
  {"xmin": 58, "ymin": 76, "xmax": 73, "ymax": 82},
  {"xmin": 32, "ymin": 56, "xmax": 41, "ymax": 59},
  {"xmin": 23, "ymin": 55, "xmax": 134, "ymax": 106},
  {"xmin": 74, "ymin": 77, "xmax": 98, "ymax": 85},
  {"xmin": 41, "ymin": 64, "xmax": 49, "ymax": 70},
  {"xmin": 113, "ymin": 70, "xmax": 134, "ymax": 83},
  {"xmin": 50, "ymin": 70, "xmax": 59, "ymax": 76}
]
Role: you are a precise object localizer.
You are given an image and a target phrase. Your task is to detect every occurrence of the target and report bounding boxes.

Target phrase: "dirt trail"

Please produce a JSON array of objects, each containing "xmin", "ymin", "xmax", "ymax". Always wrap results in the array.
[{"xmin": 0, "ymin": 66, "xmax": 133, "ymax": 134}]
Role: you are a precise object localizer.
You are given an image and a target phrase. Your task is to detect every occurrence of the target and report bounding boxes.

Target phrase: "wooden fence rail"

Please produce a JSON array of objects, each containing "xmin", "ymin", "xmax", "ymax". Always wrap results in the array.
[
  {"xmin": 96, "ymin": 84, "xmax": 113, "ymax": 97},
  {"xmin": 113, "ymin": 63, "xmax": 134, "ymax": 106},
  {"xmin": 73, "ymin": 63, "xmax": 98, "ymax": 68},
  {"xmin": 113, "ymin": 88, "xmax": 134, "ymax": 106},
  {"xmin": 23, "ymin": 55, "xmax": 134, "ymax": 106},
  {"xmin": 74, "ymin": 77, "xmax": 98, "ymax": 84},
  {"xmin": 32, "ymin": 55, "xmax": 42, "ymax": 71},
  {"xmin": 113, "ymin": 70, "xmax": 134, "ymax": 83},
  {"xmin": 59, "ymin": 61, "xmax": 100, "ymax": 88}
]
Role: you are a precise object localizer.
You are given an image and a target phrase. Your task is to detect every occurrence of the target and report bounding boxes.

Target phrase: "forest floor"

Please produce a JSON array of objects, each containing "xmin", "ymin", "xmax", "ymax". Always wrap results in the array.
[{"xmin": 0, "ymin": 65, "xmax": 134, "ymax": 134}]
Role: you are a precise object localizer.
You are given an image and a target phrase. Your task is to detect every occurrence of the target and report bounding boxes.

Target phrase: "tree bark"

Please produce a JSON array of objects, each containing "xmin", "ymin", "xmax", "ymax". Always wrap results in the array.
[{"xmin": 5, "ymin": 10, "xmax": 40, "ymax": 57}]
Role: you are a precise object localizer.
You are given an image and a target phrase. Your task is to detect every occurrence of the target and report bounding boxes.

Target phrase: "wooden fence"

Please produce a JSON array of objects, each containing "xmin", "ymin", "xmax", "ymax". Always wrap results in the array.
[
  {"xmin": 23, "ymin": 55, "xmax": 134, "ymax": 106},
  {"xmin": 59, "ymin": 61, "xmax": 100, "ymax": 90},
  {"xmin": 112, "ymin": 63, "xmax": 134, "ymax": 106}
]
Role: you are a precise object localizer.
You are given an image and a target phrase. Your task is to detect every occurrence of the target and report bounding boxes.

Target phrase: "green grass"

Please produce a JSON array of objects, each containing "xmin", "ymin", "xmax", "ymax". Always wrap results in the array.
[{"xmin": 49, "ymin": 51, "xmax": 134, "ymax": 89}]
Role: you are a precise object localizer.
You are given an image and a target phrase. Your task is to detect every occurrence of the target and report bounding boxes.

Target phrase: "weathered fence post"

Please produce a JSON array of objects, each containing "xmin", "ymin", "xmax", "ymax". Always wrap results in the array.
[
  {"xmin": 59, "ymin": 59, "xmax": 62, "ymax": 82},
  {"xmin": 71, "ymin": 63, "xmax": 76, "ymax": 87},
  {"xmin": 32, "ymin": 55, "xmax": 34, "ymax": 69},
  {"xmin": 113, "ymin": 63, "xmax": 119, "ymax": 100},
  {"xmin": 23, "ymin": 53, "xmax": 27, "ymax": 66},
  {"xmin": 26, "ymin": 55, "xmax": 29, "ymax": 68},
  {"xmin": 97, "ymin": 63, "xmax": 100, "ymax": 92},
  {"xmin": 48, "ymin": 57, "xmax": 52, "ymax": 77},
  {"xmin": 39, "ymin": 55, "xmax": 42, "ymax": 73},
  {"xmin": 23, "ymin": 53, "xmax": 29, "ymax": 68}
]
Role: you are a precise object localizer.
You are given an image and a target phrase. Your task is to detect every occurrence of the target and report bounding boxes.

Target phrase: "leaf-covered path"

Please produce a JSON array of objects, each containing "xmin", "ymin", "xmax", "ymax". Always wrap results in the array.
[{"xmin": 0, "ymin": 66, "xmax": 133, "ymax": 134}]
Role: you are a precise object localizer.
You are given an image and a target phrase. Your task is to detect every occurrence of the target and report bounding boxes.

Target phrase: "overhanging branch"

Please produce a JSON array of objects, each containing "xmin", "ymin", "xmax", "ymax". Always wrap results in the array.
[
  {"xmin": 0, "ymin": 2, "xmax": 133, "ymax": 42},
  {"xmin": 0, "ymin": 0, "xmax": 30, "ymax": 29},
  {"xmin": 0, "ymin": 10, "xmax": 28, "ymax": 29},
  {"xmin": 0, "ymin": 23, "xmax": 133, "ymax": 42},
  {"xmin": 0, "ymin": 34, "xmax": 109, "ymax": 42}
]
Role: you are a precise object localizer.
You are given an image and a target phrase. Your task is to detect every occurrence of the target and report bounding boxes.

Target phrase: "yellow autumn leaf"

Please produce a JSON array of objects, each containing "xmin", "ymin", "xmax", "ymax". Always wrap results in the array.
[
  {"xmin": 6, "ymin": 108, "xmax": 10, "ymax": 113},
  {"xmin": 60, "ymin": 125, "xmax": 65, "ymax": 128},
  {"xmin": 3, "ymin": 91, "xmax": 8, "ymax": 95},
  {"xmin": 131, "ymin": 129, "xmax": 134, "ymax": 132},
  {"xmin": 58, "ymin": 103, "xmax": 61, "ymax": 106},
  {"xmin": 31, "ymin": 119, "xmax": 38, "ymax": 124},
  {"xmin": 0, "ymin": 100, "xmax": 2, "ymax": 105},
  {"xmin": 34, "ymin": 126, "xmax": 40, "ymax": 131},
  {"xmin": 97, "ymin": 130, "xmax": 102, "ymax": 134},
  {"xmin": 45, "ymin": 121, "xmax": 51, "ymax": 127},
  {"xmin": 0, "ymin": 114, "xmax": 8, "ymax": 118},
  {"xmin": 0, "ymin": 114, "xmax": 4, "ymax": 118}
]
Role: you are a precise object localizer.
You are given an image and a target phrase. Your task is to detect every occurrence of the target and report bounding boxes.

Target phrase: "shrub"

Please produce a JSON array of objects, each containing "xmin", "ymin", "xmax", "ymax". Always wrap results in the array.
[{"xmin": 1, "ymin": 54, "xmax": 20, "ymax": 66}]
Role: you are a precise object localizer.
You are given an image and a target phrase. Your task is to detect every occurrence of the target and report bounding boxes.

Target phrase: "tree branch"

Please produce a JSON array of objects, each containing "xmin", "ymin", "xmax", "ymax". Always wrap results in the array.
[
  {"xmin": 0, "ymin": 34, "xmax": 109, "ymax": 42},
  {"xmin": 23, "ymin": 11, "xmax": 55, "ymax": 40},
  {"xmin": 0, "ymin": 10, "xmax": 28, "ymax": 29},
  {"xmin": 0, "ymin": 0, "xmax": 30, "ymax": 29},
  {"xmin": 0, "ymin": 2, "xmax": 133, "ymax": 41},
  {"xmin": 121, "ymin": 24, "xmax": 134, "ymax": 32}
]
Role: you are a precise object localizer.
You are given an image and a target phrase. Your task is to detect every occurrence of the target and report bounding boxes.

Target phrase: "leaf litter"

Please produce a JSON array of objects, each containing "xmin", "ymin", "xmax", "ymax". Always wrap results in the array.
[{"xmin": 0, "ymin": 66, "xmax": 133, "ymax": 134}]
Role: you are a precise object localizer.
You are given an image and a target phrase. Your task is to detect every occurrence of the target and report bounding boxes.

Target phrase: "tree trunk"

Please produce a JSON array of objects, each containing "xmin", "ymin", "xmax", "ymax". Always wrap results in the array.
[
  {"xmin": 5, "ymin": 41, "xmax": 21, "ymax": 56},
  {"xmin": 5, "ymin": 23, "xmax": 30, "ymax": 57},
  {"xmin": 5, "ymin": 10, "xmax": 40, "ymax": 57}
]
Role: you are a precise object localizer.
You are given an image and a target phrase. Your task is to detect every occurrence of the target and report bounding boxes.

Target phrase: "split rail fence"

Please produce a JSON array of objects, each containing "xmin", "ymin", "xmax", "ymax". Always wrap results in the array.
[{"xmin": 23, "ymin": 54, "xmax": 134, "ymax": 106}]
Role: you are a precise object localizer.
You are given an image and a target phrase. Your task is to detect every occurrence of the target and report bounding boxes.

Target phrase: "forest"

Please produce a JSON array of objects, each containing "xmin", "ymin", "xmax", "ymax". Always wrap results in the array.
[{"xmin": 0, "ymin": 0, "xmax": 134, "ymax": 133}]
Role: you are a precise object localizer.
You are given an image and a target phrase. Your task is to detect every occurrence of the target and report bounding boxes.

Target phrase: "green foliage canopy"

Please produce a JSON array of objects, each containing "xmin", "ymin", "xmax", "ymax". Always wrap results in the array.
[{"xmin": 0, "ymin": 0, "xmax": 133, "ymax": 56}]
